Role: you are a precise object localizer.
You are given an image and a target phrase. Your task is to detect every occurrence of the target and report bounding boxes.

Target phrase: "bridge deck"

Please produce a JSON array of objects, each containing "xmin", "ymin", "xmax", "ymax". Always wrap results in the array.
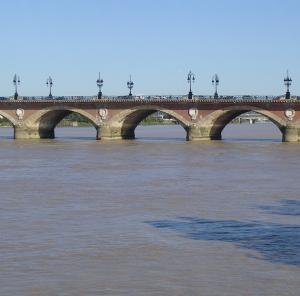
[{"xmin": 0, "ymin": 99, "xmax": 299, "ymax": 112}]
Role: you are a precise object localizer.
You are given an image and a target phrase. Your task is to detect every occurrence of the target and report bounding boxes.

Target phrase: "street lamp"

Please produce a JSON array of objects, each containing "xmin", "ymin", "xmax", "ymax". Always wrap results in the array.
[
  {"xmin": 212, "ymin": 74, "xmax": 219, "ymax": 99},
  {"xmin": 96, "ymin": 72, "xmax": 104, "ymax": 99},
  {"xmin": 46, "ymin": 76, "xmax": 53, "ymax": 98},
  {"xmin": 127, "ymin": 75, "xmax": 134, "ymax": 97},
  {"xmin": 284, "ymin": 70, "xmax": 292, "ymax": 99},
  {"xmin": 13, "ymin": 74, "xmax": 20, "ymax": 100},
  {"xmin": 187, "ymin": 71, "xmax": 195, "ymax": 99}
]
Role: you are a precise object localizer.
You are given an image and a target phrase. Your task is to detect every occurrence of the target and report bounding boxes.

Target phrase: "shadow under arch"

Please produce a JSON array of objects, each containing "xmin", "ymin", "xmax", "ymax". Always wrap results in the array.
[
  {"xmin": 110, "ymin": 106, "xmax": 190, "ymax": 140},
  {"xmin": 202, "ymin": 106, "xmax": 286, "ymax": 140},
  {"xmin": 27, "ymin": 107, "xmax": 98, "ymax": 139}
]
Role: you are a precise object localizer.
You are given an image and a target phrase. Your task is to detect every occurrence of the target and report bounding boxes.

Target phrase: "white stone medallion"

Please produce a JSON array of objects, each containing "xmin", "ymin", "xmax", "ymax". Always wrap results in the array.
[
  {"xmin": 16, "ymin": 108, "xmax": 25, "ymax": 120},
  {"xmin": 188, "ymin": 108, "xmax": 198, "ymax": 121},
  {"xmin": 97, "ymin": 108, "xmax": 108, "ymax": 122},
  {"xmin": 285, "ymin": 109, "xmax": 295, "ymax": 121}
]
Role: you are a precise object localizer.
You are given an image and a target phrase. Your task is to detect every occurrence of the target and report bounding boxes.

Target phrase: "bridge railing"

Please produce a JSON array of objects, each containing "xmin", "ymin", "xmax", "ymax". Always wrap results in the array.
[{"xmin": 0, "ymin": 95, "xmax": 299, "ymax": 101}]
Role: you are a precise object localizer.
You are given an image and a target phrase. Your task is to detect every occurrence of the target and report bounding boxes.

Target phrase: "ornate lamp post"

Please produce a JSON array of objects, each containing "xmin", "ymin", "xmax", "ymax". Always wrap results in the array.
[
  {"xmin": 284, "ymin": 70, "xmax": 292, "ymax": 100},
  {"xmin": 13, "ymin": 74, "xmax": 20, "ymax": 100},
  {"xmin": 46, "ymin": 76, "xmax": 53, "ymax": 98},
  {"xmin": 96, "ymin": 73, "xmax": 104, "ymax": 99},
  {"xmin": 212, "ymin": 74, "xmax": 219, "ymax": 99},
  {"xmin": 127, "ymin": 75, "xmax": 134, "ymax": 97},
  {"xmin": 187, "ymin": 71, "xmax": 195, "ymax": 99}
]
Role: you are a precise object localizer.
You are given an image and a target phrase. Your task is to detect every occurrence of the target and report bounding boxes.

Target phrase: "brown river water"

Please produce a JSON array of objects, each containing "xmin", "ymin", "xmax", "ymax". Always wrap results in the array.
[{"xmin": 0, "ymin": 123, "xmax": 299, "ymax": 296}]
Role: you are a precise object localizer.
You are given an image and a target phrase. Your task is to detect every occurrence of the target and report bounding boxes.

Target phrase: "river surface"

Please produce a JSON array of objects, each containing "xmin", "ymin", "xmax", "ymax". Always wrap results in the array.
[{"xmin": 0, "ymin": 123, "xmax": 299, "ymax": 296}]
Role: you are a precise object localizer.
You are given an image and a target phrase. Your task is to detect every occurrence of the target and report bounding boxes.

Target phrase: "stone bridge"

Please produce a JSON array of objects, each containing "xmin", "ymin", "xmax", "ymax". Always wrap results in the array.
[{"xmin": 1, "ymin": 97, "xmax": 300, "ymax": 142}]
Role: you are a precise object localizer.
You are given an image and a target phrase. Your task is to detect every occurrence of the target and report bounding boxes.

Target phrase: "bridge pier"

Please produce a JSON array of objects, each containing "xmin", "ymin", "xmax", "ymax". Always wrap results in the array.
[
  {"xmin": 14, "ymin": 126, "xmax": 41, "ymax": 139},
  {"xmin": 99, "ymin": 124, "xmax": 123, "ymax": 140},
  {"xmin": 187, "ymin": 124, "xmax": 213, "ymax": 141},
  {"xmin": 282, "ymin": 125, "xmax": 300, "ymax": 142},
  {"xmin": 14, "ymin": 125, "xmax": 57, "ymax": 139},
  {"xmin": 99, "ymin": 123, "xmax": 137, "ymax": 140}
]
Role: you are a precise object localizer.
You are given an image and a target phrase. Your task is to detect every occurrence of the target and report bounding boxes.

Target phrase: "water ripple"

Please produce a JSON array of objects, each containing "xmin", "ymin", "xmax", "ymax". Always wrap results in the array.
[
  {"xmin": 260, "ymin": 200, "xmax": 300, "ymax": 216},
  {"xmin": 147, "ymin": 217, "xmax": 300, "ymax": 266}
]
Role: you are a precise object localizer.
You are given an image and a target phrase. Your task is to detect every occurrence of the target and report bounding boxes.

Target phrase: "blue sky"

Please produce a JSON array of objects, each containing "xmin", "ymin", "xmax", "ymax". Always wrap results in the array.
[{"xmin": 0, "ymin": 0, "xmax": 299, "ymax": 96}]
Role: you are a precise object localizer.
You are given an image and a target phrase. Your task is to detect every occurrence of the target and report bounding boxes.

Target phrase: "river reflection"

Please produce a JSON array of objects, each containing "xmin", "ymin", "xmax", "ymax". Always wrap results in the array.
[{"xmin": 0, "ymin": 123, "xmax": 299, "ymax": 296}]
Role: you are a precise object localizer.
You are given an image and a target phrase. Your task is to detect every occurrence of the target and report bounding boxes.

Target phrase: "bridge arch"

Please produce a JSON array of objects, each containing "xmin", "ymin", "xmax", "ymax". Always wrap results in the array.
[
  {"xmin": 200, "ymin": 105, "xmax": 286, "ymax": 140},
  {"xmin": 0, "ymin": 110, "xmax": 17, "ymax": 139},
  {"xmin": 0, "ymin": 110, "xmax": 18, "ymax": 127},
  {"xmin": 108, "ymin": 105, "xmax": 190, "ymax": 140},
  {"xmin": 25, "ymin": 107, "xmax": 99, "ymax": 139}
]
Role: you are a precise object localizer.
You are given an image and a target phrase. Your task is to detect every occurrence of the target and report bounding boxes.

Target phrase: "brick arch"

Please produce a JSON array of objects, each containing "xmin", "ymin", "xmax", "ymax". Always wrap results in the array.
[
  {"xmin": 25, "ymin": 106, "xmax": 99, "ymax": 139},
  {"xmin": 108, "ymin": 105, "xmax": 190, "ymax": 139},
  {"xmin": 200, "ymin": 105, "xmax": 286, "ymax": 140},
  {"xmin": 0, "ymin": 110, "xmax": 18, "ymax": 126}
]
